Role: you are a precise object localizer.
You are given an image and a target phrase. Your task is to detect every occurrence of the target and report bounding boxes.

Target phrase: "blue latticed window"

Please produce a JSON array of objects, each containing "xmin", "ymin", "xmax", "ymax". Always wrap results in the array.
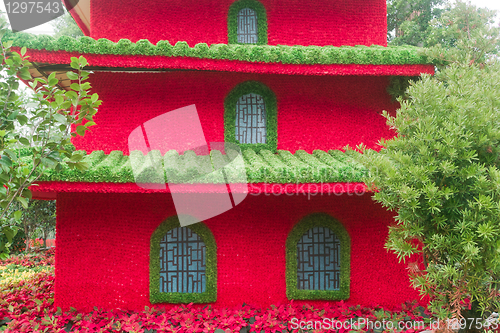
[
  {"xmin": 237, "ymin": 8, "xmax": 258, "ymax": 43},
  {"xmin": 296, "ymin": 227, "xmax": 341, "ymax": 290},
  {"xmin": 159, "ymin": 227, "xmax": 206, "ymax": 293},
  {"xmin": 235, "ymin": 93, "xmax": 267, "ymax": 144},
  {"xmin": 150, "ymin": 217, "xmax": 216, "ymax": 303},
  {"xmin": 286, "ymin": 213, "xmax": 350, "ymax": 300},
  {"xmin": 229, "ymin": 0, "xmax": 267, "ymax": 45}
]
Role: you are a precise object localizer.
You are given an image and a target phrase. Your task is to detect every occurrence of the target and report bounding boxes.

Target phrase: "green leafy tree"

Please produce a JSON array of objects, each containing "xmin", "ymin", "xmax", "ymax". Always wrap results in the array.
[
  {"xmin": 34, "ymin": 200, "xmax": 56, "ymax": 249},
  {"xmin": 425, "ymin": 0, "xmax": 500, "ymax": 67},
  {"xmin": 51, "ymin": 8, "xmax": 84, "ymax": 38},
  {"xmin": 3, "ymin": 199, "xmax": 55, "ymax": 251},
  {"xmin": 387, "ymin": 0, "xmax": 447, "ymax": 46},
  {"xmin": 0, "ymin": 22, "xmax": 100, "ymax": 258},
  {"xmin": 0, "ymin": 201, "xmax": 23, "ymax": 253},
  {"xmin": 20, "ymin": 200, "xmax": 55, "ymax": 251},
  {"xmin": 357, "ymin": 1, "xmax": 500, "ymax": 328}
]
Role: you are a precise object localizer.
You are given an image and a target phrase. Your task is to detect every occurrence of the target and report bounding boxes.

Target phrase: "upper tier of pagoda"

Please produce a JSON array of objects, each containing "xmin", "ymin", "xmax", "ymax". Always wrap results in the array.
[
  {"xmin": 64, "ymin": 0, "xmax": 388, "ymax": 47},
  {"xmin": 13, "ymin": 0, "xmax": 435, "ymax": 200},
  {"xmin": 6, "ymin": 0, "xmax": 435, "ymax": 79}
]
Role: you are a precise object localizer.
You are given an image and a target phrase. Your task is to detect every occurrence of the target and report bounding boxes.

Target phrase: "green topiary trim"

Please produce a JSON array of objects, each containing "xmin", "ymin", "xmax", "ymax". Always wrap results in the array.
[
  {"xmin": 286, "ymin": 213, "xmax": 351, "ymax": 300},
  {"xmin": 4, "ymin": 31, "xmax": 430, "ymax": 65},
  {"xmin": 224, "ymin": 81, "xmax": 277, "ymax": 152},
  {"xmin": 149, "ymin": 216, "xmax": 217, "ymax": 304},
  {"xmin": 228, "ymin": 0, "xmax": 268, "ymax": 45}
]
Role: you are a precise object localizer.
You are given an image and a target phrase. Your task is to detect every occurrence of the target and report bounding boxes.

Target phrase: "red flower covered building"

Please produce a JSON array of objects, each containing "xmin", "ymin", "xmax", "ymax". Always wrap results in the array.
[{"xmin": 13, "ymin": 0, "xmax": 435, "ymax": 311}]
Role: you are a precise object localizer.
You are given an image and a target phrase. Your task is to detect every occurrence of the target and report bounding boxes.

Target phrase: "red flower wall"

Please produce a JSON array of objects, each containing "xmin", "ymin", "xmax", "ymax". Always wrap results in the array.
[
  {"xmin": 90, "ymin": 0, "xmax": 387, "ymax": 47},
  {"xmin": 72, "ymin": 71, "xmax": 397, "ymax": 154},
  {"xmin": 54, "ymin": 192, "xmax": 423, "ymax": 311}
]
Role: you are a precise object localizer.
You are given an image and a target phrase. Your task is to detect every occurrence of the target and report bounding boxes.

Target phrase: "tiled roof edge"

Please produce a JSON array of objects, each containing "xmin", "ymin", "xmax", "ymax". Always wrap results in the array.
[
  {"xmin": 7, "ymin": 32, "xmax": 431, "ymax": 65},
  {"xmin": 31, "ymin": 148, "xmax": 367, "ymax": 184}
]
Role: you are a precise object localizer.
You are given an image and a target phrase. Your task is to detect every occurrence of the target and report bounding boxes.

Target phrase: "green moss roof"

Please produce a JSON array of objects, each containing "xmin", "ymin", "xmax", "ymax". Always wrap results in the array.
[
  {"xmin": 7, "ymin": 32, "xmax": 430, "ymax": 65},
  {"xmin": 29, "ymin": 149, "xmax": 366, "ymax": 184}
]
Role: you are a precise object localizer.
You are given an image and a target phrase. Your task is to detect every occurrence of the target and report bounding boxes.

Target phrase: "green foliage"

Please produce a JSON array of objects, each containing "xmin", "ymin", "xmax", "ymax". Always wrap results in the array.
[
  {"xmin": 387, "ymin": 0, "xmax": 447, "ymax": 46},
  {"xmin": 286, "ymin": 213, "xmax": 350, "ymax": 300},
  {"xmin": 4, "ymin": 31, "xmax": 430, "ymax": 65},
  {"xmin": 51, "ymin": 8, "xmax": 84, "ymax": 39},
  {"xmin": 358, "ymin": 61, "xmax": 500, "ymax": 322},
  {"xmin": 18, "ymin": 200, "xmax": 55, "ymax": 251},
  {"xmin": 0, "ymin": 263, "xmax": 53, "ymax": 288},
  {"xmin": 149, "ymin": 216, "xmax": 217, "ymax": 303},
  {"xmin": 228, "ymin": 0, "xmax": 267, "ymax": 45},
  {"xmin": 0, "ymin": 22, "xmax": 101, "ymax": 257},
  {"xmin": 0, "ymin": 228, "xmax": 24, "ymax": 253},
  {"xmin": 224, "ymin": 81, "xmax": 277, "ymax": 152},
  {"xmin": 424, "ymin": 0, "xmax": 500, "ymax": 67},
  {"xmin": 357, "ymin": 2, "xmax": 500, "ymax": 321},
  {"xmin": 387, "ymin": 76, "xmax": 421, "ymax": 101}
]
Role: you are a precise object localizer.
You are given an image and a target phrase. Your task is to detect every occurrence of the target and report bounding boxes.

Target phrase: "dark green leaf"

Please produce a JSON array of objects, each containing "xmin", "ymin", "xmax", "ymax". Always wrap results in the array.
[{"xmin": 19, "ymin": 137, "xmax": 30, "ymax": 146}]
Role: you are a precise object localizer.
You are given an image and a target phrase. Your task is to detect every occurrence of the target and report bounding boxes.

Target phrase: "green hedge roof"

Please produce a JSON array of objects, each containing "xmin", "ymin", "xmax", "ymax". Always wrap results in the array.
[
  {"xmin": 29, "ymin": 149, "xmax": 367, "ymax": 184},
  {"xmin": 6, "ymin": 32, "xmax": 430, "ymax": 65}
]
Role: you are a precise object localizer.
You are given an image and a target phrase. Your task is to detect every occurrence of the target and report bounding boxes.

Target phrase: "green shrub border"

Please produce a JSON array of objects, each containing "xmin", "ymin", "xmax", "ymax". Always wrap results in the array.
[
  {"xmin": 149, "ymin": 216, "xmax": 217, "ymax": 304},
  {"xmin": 5, "ymin": 31, "xmax": 430, "ymax": 65},
  {"xmin": 228, "ymin": 0, "xmax": 268, "ymax": 45},
  {"xmin": 286, "ymin": 213, "xmax": 351, "ymax": 300},
  {"xmin": 224, "ymin": 81, "xmax": 277, "ymax": 152}
]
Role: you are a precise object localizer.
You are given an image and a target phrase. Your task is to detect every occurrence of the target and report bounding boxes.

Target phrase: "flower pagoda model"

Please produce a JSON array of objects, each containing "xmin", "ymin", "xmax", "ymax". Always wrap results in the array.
[{"xmin": 13, "ymin": 0, "xmax": 434, "ymax": 311}]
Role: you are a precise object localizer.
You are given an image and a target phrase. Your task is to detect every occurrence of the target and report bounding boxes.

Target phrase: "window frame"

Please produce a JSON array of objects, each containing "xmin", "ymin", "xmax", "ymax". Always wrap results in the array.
[
  {"xmin": 228, "ymin": 0, "xmax": 268, "ymax": 45},
  {"xmin": 286, "ymin": 213, "xmax": 351, "ymax": 300},
  {"xmin": 224, "ymin": 81, "xmax": 277, "ymax": 152},
  {"xmin": 150, "ymin": 216, "xmax": 217, "ymax": 303}
]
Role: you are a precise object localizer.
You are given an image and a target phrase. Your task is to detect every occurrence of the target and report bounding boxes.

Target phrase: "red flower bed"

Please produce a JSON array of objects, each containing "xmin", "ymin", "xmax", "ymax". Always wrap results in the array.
[
  {"xmin": 0, "ymin": 249, "xmax": 436, "ymax": 332},
  {"xmin": 0, "ymin": 271, "xmax": 434, "ymax": 332},
  {"xmin": 27, "ymin": 239, "xmax": 56, "ymax": 248},
  {"xmin": 0, "ymin": 248, "xmax": 55, "ymax": 268}
]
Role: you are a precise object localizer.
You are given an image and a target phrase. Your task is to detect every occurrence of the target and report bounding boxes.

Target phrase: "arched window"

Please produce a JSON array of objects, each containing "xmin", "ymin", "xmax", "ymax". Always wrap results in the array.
[
  {"xmin": 228, "ymin": 0, "xmax": 267, "ymax": 45},
  {"xmin": 150, "ymin": 216, "xmax": 217, "ymax": 303},
  {"xmin": 224, "ymin": 81, "xmax": 277, "ymax": 152},
  {"xmin": 237, "ymin": 8, "xmax": 258, "ymax": 44},
  {"xmin": 297, "ymin": 227, "xmax": 340, "ymax": 290},
  {"xmin": 160, "ymin": 227, "xmax": 206, "ymax": 293},
  {"xmin": 235, "ymin": 93, "xmax": 267, "ymax": 144},
  {"xmin": 286, "ymin": 213, "xmax": 350, "ymax": 300}
]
